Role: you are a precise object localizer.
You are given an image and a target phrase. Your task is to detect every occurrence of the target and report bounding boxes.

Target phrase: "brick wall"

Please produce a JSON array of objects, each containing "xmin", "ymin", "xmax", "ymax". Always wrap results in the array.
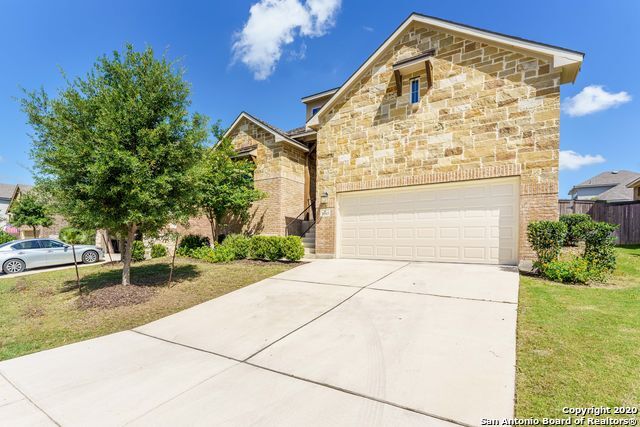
[
  {"xmin": 315, "ymin": 22, "xmax": 561, "ymax": 261},
  {"xmin": 226, "ymin": 118, "xmax": 307, "ymax": 236}
]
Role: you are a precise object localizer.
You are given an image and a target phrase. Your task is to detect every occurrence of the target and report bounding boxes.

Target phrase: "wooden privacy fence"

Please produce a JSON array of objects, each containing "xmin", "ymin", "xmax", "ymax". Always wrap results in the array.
[{"xmin": 558, "ymin": 200, "xmax": 640, "ymax": 245}]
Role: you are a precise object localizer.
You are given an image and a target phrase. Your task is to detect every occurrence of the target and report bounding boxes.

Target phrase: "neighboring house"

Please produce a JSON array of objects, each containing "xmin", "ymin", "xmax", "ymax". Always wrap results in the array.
[
  {"xmin": 6, "ymin": 183, "xmax": 68, "ymax": 239},
  {"xmin": 0, "ymin": 183, "xmax": 16, "ymax": 228},
  {"xmin": 627, "ymin": 176, "xmax": 640, "ymax": 201},
  {"xmin": 568, "ymin": 170, "xmax": 640, "ymax": 202},
  {"xmin": 220, "ymin": 13, "xmax": 584, "ymax": 265},
  {"xmin": 0, "ymin": 183, "xmax": 34, "ymax": 231}
]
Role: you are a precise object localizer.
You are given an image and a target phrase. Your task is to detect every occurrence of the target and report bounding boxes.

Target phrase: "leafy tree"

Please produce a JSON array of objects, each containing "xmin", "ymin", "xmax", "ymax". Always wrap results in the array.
[
  {"xmin": 9, "ymin": 193, "xmax": 53, "ymax": 238},
  {"xmin": 22, "ymin": 44, "xmax": 207, "ymax": 285},
  {"xmin": 195, "ymin": 125, "xmax": 264, "ymax": 243}
]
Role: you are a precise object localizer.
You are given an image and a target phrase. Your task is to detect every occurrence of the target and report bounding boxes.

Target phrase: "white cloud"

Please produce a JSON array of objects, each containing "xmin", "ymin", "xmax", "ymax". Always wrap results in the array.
[
  {"xmin": 559, "ymin": 150, "xmax": 606, "ymax": 171},
  {"xmin": 232, "ymin": 0, "xmax": 341, "ymax": 80},
  {"xmin": 562, "ymin": 85, "xmax": 631, "ymax": 117},
  {"xmin": 362, "ymin": 25, "xmax": 374, "ymax": 32},
  {"xmin": 0, "ymin": 155, "xmax": 4, "ymax": 163}
]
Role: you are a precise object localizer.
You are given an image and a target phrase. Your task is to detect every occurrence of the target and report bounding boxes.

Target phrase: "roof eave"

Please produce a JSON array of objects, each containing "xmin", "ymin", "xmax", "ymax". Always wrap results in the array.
[{"xmin": 224, "ymin": 112, "xmax": 309, "ymax": 153}]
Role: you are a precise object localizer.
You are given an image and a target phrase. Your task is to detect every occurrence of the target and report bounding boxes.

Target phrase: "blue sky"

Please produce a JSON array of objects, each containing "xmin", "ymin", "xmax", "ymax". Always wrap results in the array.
[{"xmin": 1, "ymin": 0, "xmax": 638, "ymax": 197}]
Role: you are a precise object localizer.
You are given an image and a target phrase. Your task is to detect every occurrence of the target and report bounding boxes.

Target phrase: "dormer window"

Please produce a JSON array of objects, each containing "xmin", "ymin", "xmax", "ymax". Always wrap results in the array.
[
  {"xmin": 311, "ymin": 106, "xmax": 321, "ymax": 116},
  {"xmin": 410, "ymin": 78, "xmax": 420, "ymax": 104}
]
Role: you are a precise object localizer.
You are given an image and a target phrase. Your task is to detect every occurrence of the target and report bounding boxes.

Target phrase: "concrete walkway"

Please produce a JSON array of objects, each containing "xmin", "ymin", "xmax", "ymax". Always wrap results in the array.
[{"xmin": 0, "ymin": 260, "xmax": 519, "ymax": 426}]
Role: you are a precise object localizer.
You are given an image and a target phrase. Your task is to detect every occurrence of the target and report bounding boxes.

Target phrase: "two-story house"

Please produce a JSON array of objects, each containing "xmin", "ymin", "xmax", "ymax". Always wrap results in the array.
[{"xmin": 218, "ymin": 13, "xmax": 584, "ymax": 266}]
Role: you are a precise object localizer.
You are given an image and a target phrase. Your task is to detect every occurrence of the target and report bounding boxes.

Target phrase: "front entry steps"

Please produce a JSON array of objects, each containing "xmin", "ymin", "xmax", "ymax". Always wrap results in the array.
[{"xmin": 301, "ymin": 224, "xmax": 316, "ymax": 258}]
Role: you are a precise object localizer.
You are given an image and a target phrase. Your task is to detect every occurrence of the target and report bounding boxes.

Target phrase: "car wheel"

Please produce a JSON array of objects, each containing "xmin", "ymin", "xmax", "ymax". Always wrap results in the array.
[
  {"xmin": 3, "ymin": 259, "xmax": 26, "ymax": 274},
  {"xmin": 82, "ymin": 250, "xmax": 99, "ymax": 264}
]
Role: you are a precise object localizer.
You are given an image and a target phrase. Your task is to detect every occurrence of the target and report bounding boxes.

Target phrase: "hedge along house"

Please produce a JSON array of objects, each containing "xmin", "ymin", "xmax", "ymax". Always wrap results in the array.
[{"xmin": 221, "ymin": 13, "xmax": 584, "ymax": 265}]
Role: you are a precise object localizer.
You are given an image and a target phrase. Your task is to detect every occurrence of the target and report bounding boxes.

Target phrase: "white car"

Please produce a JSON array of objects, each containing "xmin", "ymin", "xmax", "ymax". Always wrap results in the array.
[{"xmin": 0, "ymin": 238, "xmax": 104, "ymax": 274}]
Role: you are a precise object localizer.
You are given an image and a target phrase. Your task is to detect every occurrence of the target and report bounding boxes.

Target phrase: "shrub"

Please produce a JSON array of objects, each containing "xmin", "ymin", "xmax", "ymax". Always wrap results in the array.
[
  {"xmin": 250, "ymin": 236, "xmax": 282, "ymax": 261},
  {"xmin": 576, "ymin": 221, "xmax": 618, "ymax": 277},
  {"xmin": 150, "ymin": 243, "xmax": 167, "ymax": 258},
  {"xmin": 539, "ymin": 258, "xmax": 593, "ymax": 284},
  {"xmin": 213, "ymin": 244, "xmax": 236, "ymax": 262},
  {"xmin": 281, "ymin": 236, "xmax": 305, "ymax": 261},
  {"xmin": 559, "ymin": 214, "xmax": 592, "ymax": 246},
  {"xmin": 220, "ymin": 234, "xmax": 251, "ymax": 259},
  {"xmin": 0, "ymin": 230, "xmax": 17, "ymax": 245},
  {"xmin": 131, "ymin": 240, "xmax": 145, "ymax": 262},
  {"xmin": 59, "ymin": 226, "xmax": 95, "ymax": 245},
  {"xmin": 177, "ymin": 234, "xmax": 210, "ymax": 256},
  {"xmin": 527, "ymin": 220, "xmax": 568, "ymax": 266},
  {"xmin": 190, "ymin": 246, "xmax": 216, "ymax": 262}
]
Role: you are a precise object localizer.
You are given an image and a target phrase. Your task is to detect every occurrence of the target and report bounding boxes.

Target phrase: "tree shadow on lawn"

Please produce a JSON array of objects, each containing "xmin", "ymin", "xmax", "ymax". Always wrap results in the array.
[{"xmin": 61, "ymin": 263, "xmax": 201, "ymax": 294}]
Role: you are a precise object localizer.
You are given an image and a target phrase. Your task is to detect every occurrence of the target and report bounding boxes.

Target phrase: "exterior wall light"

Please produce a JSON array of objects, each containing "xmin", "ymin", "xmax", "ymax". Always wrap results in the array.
[{"xmin": 320, "ymin": 191, "xmax": 329, "ymax": 205}]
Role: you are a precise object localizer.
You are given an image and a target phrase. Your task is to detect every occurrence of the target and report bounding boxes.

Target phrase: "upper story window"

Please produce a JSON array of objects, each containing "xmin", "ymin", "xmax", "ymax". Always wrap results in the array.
[
  {"xmin": 410, "ymin": 78, "xmax": 420, "ymax": 104},
  {"xmin": 311, "ymin": 106, "xmax": 321, "ymax": 116}
]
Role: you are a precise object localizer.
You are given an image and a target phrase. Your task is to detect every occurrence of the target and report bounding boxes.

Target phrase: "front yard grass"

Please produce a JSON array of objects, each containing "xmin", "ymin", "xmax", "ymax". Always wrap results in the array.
[
  {"xmin": 0, "ymin": 258, "xmax": 296, "ymax": 361},
  {"xmin": 516, "ymin": 246, "xmax": 640, "ymax": 416}
]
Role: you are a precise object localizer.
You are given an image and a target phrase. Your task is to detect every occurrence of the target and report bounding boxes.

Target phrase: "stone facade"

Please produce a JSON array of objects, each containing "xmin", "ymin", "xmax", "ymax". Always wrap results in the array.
[
  {"xmin": 314, "ymin": 22, "xmax": 561, "ymax": 260},
  {"xmin": 227, "ymin": 118, "xmax": 307, "ymax": 236}
]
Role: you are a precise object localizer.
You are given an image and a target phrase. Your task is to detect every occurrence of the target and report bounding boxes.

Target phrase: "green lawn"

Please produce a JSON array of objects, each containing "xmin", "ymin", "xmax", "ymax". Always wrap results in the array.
[
  {"xmin": 516, "ymin": 246, "xmax": 640, "ymax": 416},
  {"xmin": 0, "ymin": 258, "xmax": 296, "ymax": 361}
]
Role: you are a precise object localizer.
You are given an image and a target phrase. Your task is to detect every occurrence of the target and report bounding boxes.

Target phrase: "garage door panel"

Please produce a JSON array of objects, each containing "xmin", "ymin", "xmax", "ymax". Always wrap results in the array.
[{"xmin": 338, "ymin": 178, "xmax": 519, "ymax": 265}]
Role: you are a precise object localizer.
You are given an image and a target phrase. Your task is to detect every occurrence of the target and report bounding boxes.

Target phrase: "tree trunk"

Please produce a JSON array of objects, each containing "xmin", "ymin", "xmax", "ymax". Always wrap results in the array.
[
  {"xmin": 121, "ymin": 224, "xmax": 137, "ymax": 286},
  {"xmin": 209, "ymin": 220, "xmax": 216, "ymax": 247},
  {"xmin": 205, "ymin": 210, "xmax": 216, "ymax": 247},
  {"xmin": 71, "ymin": 244, "xmax": 80, "ymax": 293},
  {"xmin": 32, "ymin": 226, "xmax": 37, "ymax": 238},
  {"xmin": 168, "ymin": 233, "xmax": 179, "ymax": 286}
]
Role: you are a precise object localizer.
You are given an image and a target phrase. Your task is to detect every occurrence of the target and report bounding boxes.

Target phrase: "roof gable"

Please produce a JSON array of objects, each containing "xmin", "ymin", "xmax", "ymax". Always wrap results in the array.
[
  {"xmin": 307, "ymin": 13, "xmax": 584, "ymax": 127},
  {"xmin": 224, "ymin": 112, "xmax": 309, "ymax": 152}
]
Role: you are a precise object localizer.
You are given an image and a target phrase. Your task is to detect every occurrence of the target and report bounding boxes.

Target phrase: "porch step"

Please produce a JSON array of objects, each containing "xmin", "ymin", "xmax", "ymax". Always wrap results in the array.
[{"xmin": 301, "ymin": 224, "xmax": 316, "ymax": 256}]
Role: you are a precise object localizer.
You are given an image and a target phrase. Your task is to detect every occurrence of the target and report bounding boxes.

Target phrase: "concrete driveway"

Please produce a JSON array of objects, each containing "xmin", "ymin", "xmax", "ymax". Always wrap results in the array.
[{"xmin": 0, "ymin": 260, "xmax": 519, "ymax": 426}]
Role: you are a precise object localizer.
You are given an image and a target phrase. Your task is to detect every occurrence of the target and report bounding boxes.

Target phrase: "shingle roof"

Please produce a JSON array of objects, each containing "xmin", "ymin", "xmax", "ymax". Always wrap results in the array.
[
  {"xmin": 286, "ymin": 126, "xmax": 310, "ymax": 136},
  {"xmin": 569, "ymin": 170, "xmax": 640, "ymax": 201},
  {"xmin": 0, "ymin": 183, "xmax": 16, "ymax": 199},
  {"xmin": 0, "ymin": 183, "xmax": 32, "ymax": 200}
]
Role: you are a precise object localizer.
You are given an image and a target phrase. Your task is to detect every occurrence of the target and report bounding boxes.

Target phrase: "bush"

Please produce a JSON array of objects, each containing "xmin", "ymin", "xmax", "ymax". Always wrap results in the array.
[
  {"xmin": 213, "ymin": 244, "xmax": 236, "ymax": 262},
  {"xmin": 177, "ymin": 234, "xmax": 210, "ymax": 256},
  {"xmin": 527, "ymin": 220, "xmax": 568, "ymax": 266},
  {"xmin": 250, "ymin": 236, "xmax": 282, "ymax": 261},
  {"xmin": 59, "ymin": 226, "xmax": 95, "ymax": 245},
  {"xmin": 150, "ymin": 243, "xmax": 167, "ymax": 258},
  {"xmin": 559, "ymin": 214, "xmax": 592, "ymax": 246},
  {"xmin": 539, "ymin": 258, "xmax": 593, "ymax": 284},
  {"xmin": 0, "ymin": 230, "xmax": 17, "ymax": 245},
  {"xmin": 576, "ymin": 221, "xmax": 618, "ymax": 277},
  {"xmin": 281, "ymin": 236, "xmax": 305, "ymax": 261},
  {"xmin": 131, "ymin": 240, "xmax": 145, "ymax": 262},
  {"xmin": 190, "ymin": 246, "xmax": 216, "ymax": 262},
  {"xmin": 220, "ymin": 234, "xmax": 251, "ymax": 259}
]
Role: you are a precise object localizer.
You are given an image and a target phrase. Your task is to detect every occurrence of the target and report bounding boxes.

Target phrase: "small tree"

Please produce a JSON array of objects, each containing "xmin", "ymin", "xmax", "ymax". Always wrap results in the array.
[
  {"xmin": 9, "ymin": 193, "xmax": 53, "ymax": 238},
  {"xmin": 59, "ymin": 227, "xmax": 89, "ymax": 292},
  {"xmin": 22, "ymin": 45, "xmax": 207, "ymax": 286},
  {"xmin": 195, "ymin": 125, "xmax": 264, "ymax": 243}
]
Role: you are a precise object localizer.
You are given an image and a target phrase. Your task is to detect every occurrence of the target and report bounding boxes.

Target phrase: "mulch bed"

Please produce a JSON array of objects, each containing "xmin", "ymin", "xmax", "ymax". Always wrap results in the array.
[{"xmin": 75, "ymin": 285, "xmax": 158, "ymax": 310}]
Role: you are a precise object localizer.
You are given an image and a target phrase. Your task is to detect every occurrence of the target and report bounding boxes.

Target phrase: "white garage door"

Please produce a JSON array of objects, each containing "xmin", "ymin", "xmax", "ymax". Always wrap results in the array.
[{"xmin": 337, "ymin": 177, "xmax": 519, "ymax": 265}]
